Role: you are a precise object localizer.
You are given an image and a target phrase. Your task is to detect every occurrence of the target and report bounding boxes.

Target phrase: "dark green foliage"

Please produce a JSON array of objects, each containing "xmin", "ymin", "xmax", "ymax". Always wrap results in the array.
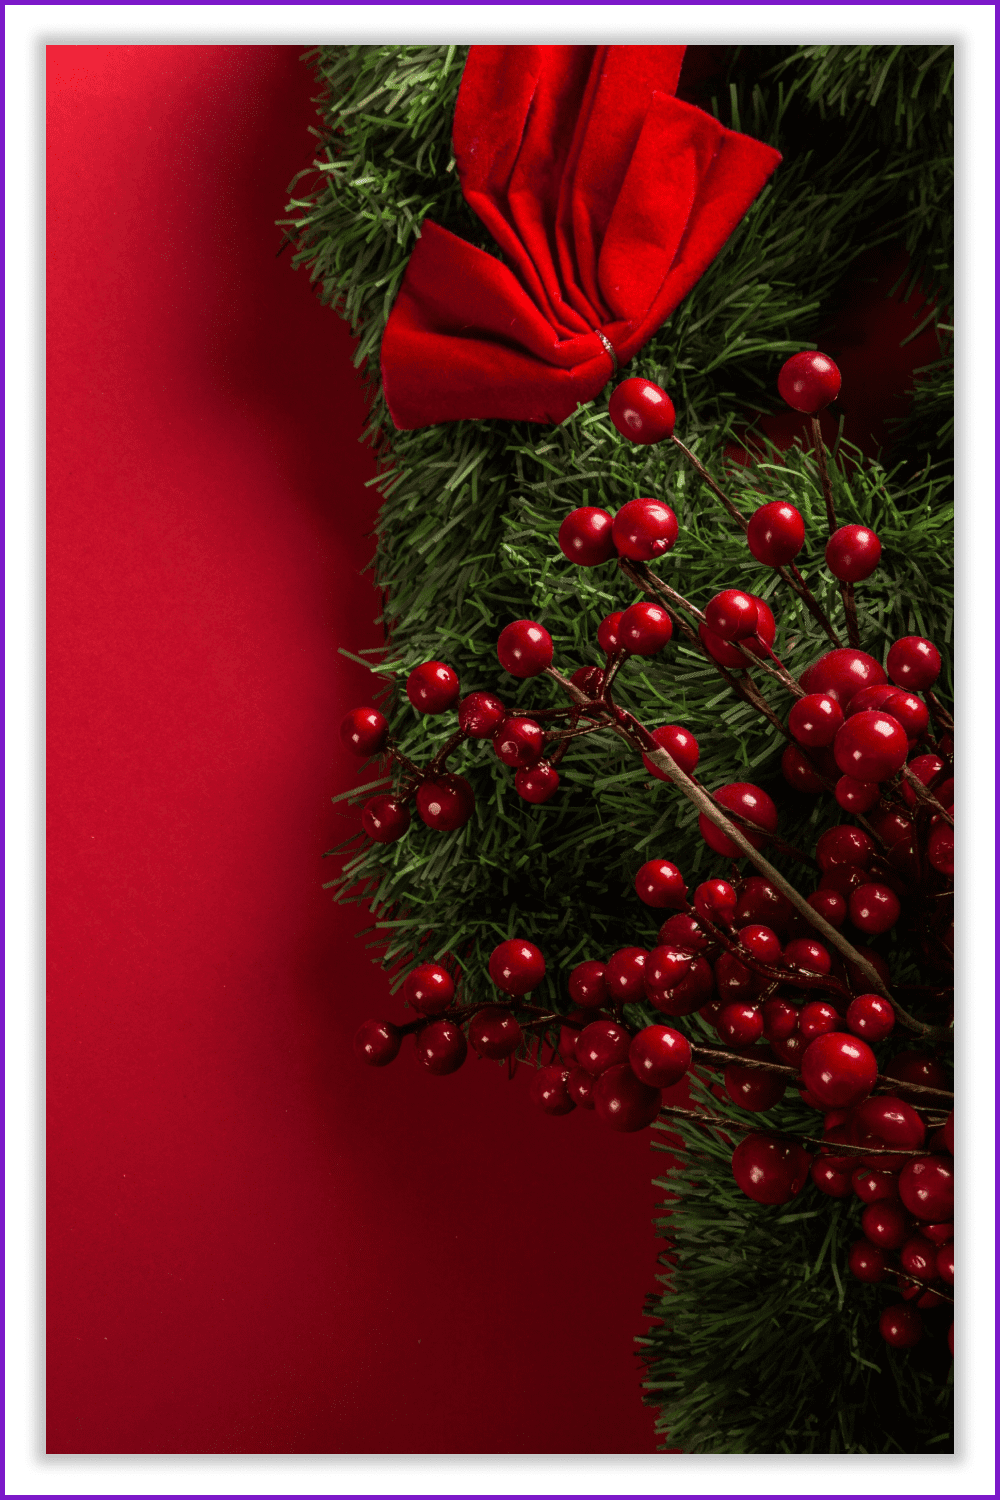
[{"xmin": 284, "ymin": 43, "xmax": 953, "ymax": 1452}]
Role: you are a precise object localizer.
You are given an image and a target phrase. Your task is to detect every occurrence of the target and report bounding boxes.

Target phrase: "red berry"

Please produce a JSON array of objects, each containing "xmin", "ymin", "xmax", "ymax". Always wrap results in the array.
[
  {"xmin": 801, "ymin": 1033, "xmax": 877, "ymax": 1108},
  {"xmin": 406, "ymin": 661, "xmax": 460, "ymax": 714},
  {"xmin": 604, "ymin": 946, "xmax": 647, "ymax": 1003},
  {"xmin": 788, "ymin": 693, "xmax": 844, "ymax": 748},
  {"xmin": 734, "ymin": 877, "xmax": 794, "ymax": 936},
  {"xmin": 879, "ymin": 1303, "xmax": 922, "ymax": 1348},
  {"xmin": 738, "ymin": 924, "xmax": 782, "ymax": 964},
  {"xmin": 492, "ymin": 716, "xmax": 545, "ymax": 768},
  {"xmin": 731, "ymin": 1134, "xmax": 811, "ymax": 1205},
  {"xmin": 770, "ymin": 1031, "xmax": 808, "ymax": 1068},
  {"xmin": 861, "ymin": 1200, "xmax": 912, "ymax": 1250},
  {"xmin": 699, "ymin": 782, "xmax": 778, "ymax": 857},
  {"xmin": 851, "ymin": 1096, "xmax": 926, "ymax": 1163},
  {"xmin": 402, "ymin": 963, "xmax": 455, "ymax": 1015},
  {"xmin": 717, "ymin": 1003, "xmax": 764, "ymax": 1048},
  {"xmin": 927, "ymin": 823, "xmax": 954, "ymax": 876},
  {"xmin": 699, "ymin": 598, "xmax": 775, "ymax": 668},
  {"xmin": 705, "ymin": 589, "xmax": 760, "ymax": 641},
  {"xmin": 694, "ymin": 879, "xmax": 737, "ymax": 925},
  {"xmin": 566, "ymin": 1066, "xmax": 596, "ymax": 1109},
  {"xmin": 658, "ymin": 913, "xmax": 708, "ymax": 950},
  {"xmin": 800, "ymin": 648, "xmax": 886, "ymax": 706},
  {"xmin": 724, "ymin": 1059, "xmax": 786, "ymax": 1112},
  {"xmin": 629, "ymin": 1025, "xmax": 691, "ymax": 1088},
  {"xmin": 807, "ymin": 889, "xmax": 847, "ymax": 927},
  {"xmin": 762, "ymin": 999, "xmax": 798, "ymax": 1042},
  {"xmin": 816, "ymin": 824, "xmax": 875, "ymax": 872},
  {"xmin": 883, "ymin": 688, "xmax": 930, "ymax": 739},
  {"xmin": 777, "ymin": 350, "xmax": 841, "ymax": 414},
  {"xmin": 642, "ymin": 724, "xmax": 700, "ymax": 780},
  {"xmin": 362, "ymin": 795, "xmax": 411, "ymax": 844},
  {"xmin": 886, "ymin": 636, "xmax": 941, "ymax": 691},
  {"xmin": 845, "ymin": 684, "xmax": 898, "ymax": 717},
  {"xmin": 530, "ymin": 1063, "xmax": 576, "ymax": 1115},
  {"xmin": 714, "ymin": 951, "xmax": 762, "ymax": 1006},
  {"xmin": 848, "ymin": 1240, "xmax": 888, "ymax": 1282},
  {"xmin": 608, "ymin": 378, "xmax": 676, "ymax": 445},
  {"xmin": 783, "ymin": 938, "xmax": 831, "ymax": 975},
  {"xmin": 825, "ymin": 524, "xmax": 882, "ymax": 583},
  {"xmin": 798, "ymin": 1001, "xmax": 841, "ymax": 1041},
  {"xmin": 746, "ymin": 500, "xmax": 805, "ymax": 567},
  {"xmin": 884, "ymin": 1050, "xmax": 949, "ymax": 1092},
  {"xmin": 618, "ymin": 601, "xmax": 673, "ymax": 655},
  {"xmin": 846, "ymin": 993, "xmax": 895, "ymax": 1041},
  {"xmin": 570, "ymin": 665, "xmax": 604, "ymax": 698},
  {"xmin": 645, "ymin": 945, "xmax": 699, "ymax": 995},
  {"xmin": 457, "ymin": 691, "xmax": 506, "ymax": 739},
  {"xmin": 901, "ymin": 754, "xmax": 946, "ymax": 808},
  {"xmin": 781, "ymin": 744, "xmax": 827, "ymax": 793},
  {"xmin": 811, "ymin": 1159, "xmax": 853, "ymax": 1197},
  {"xmin": 415, "ymin": 1019, "xmax": 467, "ymax": 1075},
  {"xmin": 898, "ymin": 1156, "xmax": 953, "ymax": 1221},
  {"xmin": 937, "ymin": 1244, "xmax": 955, "ymax": 1285},
  {"xmin": 835, "ymin": 775, "xmax": 880, "ymax": 813},
  {"xmin": 635, "ymin": 859, "xmax": 687, "ymax": 909},
  {"xmin": 497, "ymin": 620, "xmax": 553, "ymax": 678},
  {"xmin": 567, "ymin": 960, "xmax": 608, "ymax": 1010},
  {"xmin": 922, "ymin": 1222, "xmax": 953, "ymax": 1246},
  {"xmin": 900, "ymin": 1233, "xmax": 938, "ymax": 1281},
  {"xmin": 649, "ymin": 955, "xmax": 714, "ymax": 1016},
  {"xmin": 612, "ymin": 497, "xmax": 679, "ymax": 561},
  {"xmin": 489, "ymin": 938, "xmax": 545, "ymax": 996},
  {"xmin": 558, "ymin": 506, "xmax": 616, "ymax": 566},
  {"xmin": 469, "ymin": 1005, "xmax": 522, "ymax": 1060},
  {"xmin": 416, "ymin": 774, "xmax": 475, "ymax": 832},
  {"xmin": 597, "ymin": 612, "xmax": 623, "ymax": 654},
  {"xmin": 340, "ymin": 706, "xmax": 389, "ymax": 756},
  {"xmin": 354, "ymin": 1018, "xmax": 402, "ymax": 1067},
  {"xmin": 593, "ymin": 1063, "xmax": 662, "ymax": 1132},
  {"xmin": 515, "ymin": 760, "xmax": 560, "ymax": 804},
  {"xmin": 852, "ymin": 1168, "xmax": 900, "ymax": 1205},
  {"xmin": 849, "ymin": 882, "xmax": 901, "ymax": 935},
  {"xmin": 834, "ymin": 710, "xmax": 908, "ymax": 782}
]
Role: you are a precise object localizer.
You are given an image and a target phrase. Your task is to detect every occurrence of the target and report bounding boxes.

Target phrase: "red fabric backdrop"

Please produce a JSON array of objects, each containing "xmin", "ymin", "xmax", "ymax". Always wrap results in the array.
[{"xmin": 45, "ymin": 44, "xmax": 663, "ymax": 1455}]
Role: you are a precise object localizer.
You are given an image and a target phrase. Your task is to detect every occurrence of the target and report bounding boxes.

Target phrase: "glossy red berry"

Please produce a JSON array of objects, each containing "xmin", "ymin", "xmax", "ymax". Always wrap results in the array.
[
  {"xmin": 770, "ymin": 1030, "xmax": 808, "ymax": 1069},
  {"xmin": 834, "ymin": 710, "xmax": 908, "ymax": 782},
  {"xmin": 801, "ymin": 1033, "xmax": 877, "ymax": 1108},
  {"xmin": 762, "ymin": 999, "xmax": 798, "ymax": 1043},
  {"xmin": 597, "ymin": 612, "xmax": 623, "ymax": 654},
  {"xmin": 714, "ymin": 951, "xmax": 762, "ymax": 1007},
  {"xmin": 575, "ymin": 1019, "xmax": 632, "ymax": 1077},
  {"xmin": 927, "ymin": 823, "xmax": 954, "ymax": 876},
  {"xmin": 849, "ymin": 882, "xmax": 901, "ymax": 934},
  {"xmin": 816, "ymin": 824, "xmax": 875, "ymax": 871},
  {"xmin": 362, "ymin": 795, "xmax": 411, "ymax": 844},
  {"xmin": 798, "ymin": 1002, "xmax": 841, "ymax": 1042},
  {"xmin": 883, "ymin": 1050, "xmax": 949, "ymax": 1092},
  {"xmin": 492, "ymin": 716, "xmax": 544, "ymax": 768},
  {"xmin": 497, "ymin": 620, "xmax": 553, "ymax": 678},
  {"xmin": 724, "ymin": 1059, "xmax": 786, "ymax": 1112},
  {"xmin": 899, "ymin": 1233, "xmax": 938, "ymax": 1282},
  {"xmin": 612, "ymin": 497, "xmax": 679, "ymax": 561},
  {"xmin": 618, "ymin": 601, "xmax": 673, "ymax": 654},
  {"xmin": 570, "ymin": 665, "xmax": 604, "ymax": 697},
  {"xmin": 921, "ymin": 1222, "xmax": 953, "ymax": 1247},
  {"xmin": 558, "ymin": 506, "xmax": 616, "ymax": 566},
  {"xmin": 937, "ymin": 1243, "xmax": 955, "ymax": 1285},
  {"xmin": 658, "ymin": 913, "xmax": 708, "ymax": 950},
  {"xmin": 705, "ymin": 589, "xmax": 760, "ymax": 641},
  {"xmin": 567, "ymin": 960, "xmax": 608, "ymax": 1009},
  {"xmin": 642, "ymin": 724, "xmax": 700, "ymax": 780},
  {"xmin": 469, "ymin": 1005, "xmax": 522, "ymax": 1060},
  {"xmin": 694, "ymin": 879, "xmax": 737, "ymax": 926},
  {"xmin": 879, "ymin": 1303, "xmax": 922, "ymax": 1348},
  {"xmin": 608, "ymin": 378, "xmax": 676, "ymax": 445},
  {"xmin": 800, "ymin": 648, "xmax": 886, "ymax": 706},
  {"xmin": 788, "ymin": 693, "xmax": 844, "ymax": 748},
  {"xmin": 835, "ymin": 775, "xmax": 880, "ymax": 814},
  {"xmin": 783, "ymin": 938, "xmax": 831, "ymax": 975},
  {"xmin": 566, "ymin": 1066, "xmax": 596, "ymax": 1109},
  {"xmin": 604, "ymin": 946, "xmax": 647, "ymax": 1002},
  {"xmin": 811, "ymin": 1159, "xmax": 853, "ymax": 1198},
  {"xmin": 777, "ymin": 350, "xmax": 841, "ymax": 414},
  {"xmin": 457, "ymin": 691, "xmax": 506, "ymax": 739},
  {"xmin": 825, "ymin": 525, "xmax": 882, "ymax": 583},
  {"xmin": 406, "ymin": 661, "xmax": 460, "ymax": 714},
  {"xmin": 883, "ymin": 688, "xmax": 930, "ymax": 739},
  {"xmin": 732, "ymin": 1134, "xmax": 811, "ymax": 1205},
  {"xmin": 699, "ymin": 782, "xmax": 778, "ymax": 857},
  {"xmin": 852, "ymin": 1095, "xmax": 926, "ymax": 1162},
  {"xmin": 898, "ymin": 1156, "xmax": 954, "ymax": 1222},
  {"xmin": 845, "ymin": 684, "xmax": 897, "ymax": 717},
  {"xmin": 645, "ymin": 945, "xmax": 699, "ymax": 995},
  {"xmin": 716, "ymin": 1003, "xmax": 764, "ymax": 1049},
  {"xmin": 340, "ymin": 707, "xmax": 389, "ymax": 756},
  {"xmin": 415, "ymin": 1019, "xmax": 467, "ymax": 1075},
  {"xmin": 593, "ymin": 1063, "xmax": 662, "ymax": 1131},
  {"xmin": 530, "ymin": 1063, "xmax": 576, "ymax": 1115},
  {"xmin": 886, "ymin": 636, "xmax": 941, "ymax": 691},
  {"xmin": 901, "ymin": 754, "xmax": 946, "ymax": 808},
  {"xmin": 848, "ymin": 1240, "xmax": 888, "ymax": 1282},
  {"xmin": 489, "ymin": 938, "xmax": 545, "ymax": 996},
  {"xmin": 515, "ymin": 760, "xmax": 560, "ymax": 804},
  {"xmin": 699, "ymin": 598, "xmax": 775, "ymax": 668},
  {"xmin": 649, "ymin": 954, "xmax": 713, "ymax": 1016},
  {"xmin": 737, "ymin": 924, "xmax": 782, "ymax": 964},
  {"xmin": 734, "ymin": 877, "xmax": 794, "ymax": 935},
  {"xmin": 629, "ymin": 1025, "xmax": 691, "ymax": 1088},
  {"xmin": 807, "ymin": 889, "xmax": 847, "ymax": 927},
  {"xmin": 354, "ymin": 1018, "xmax": 402, "ymax": 1067},
  {"xmin": 402, "ymin": 963, "xmax": 455, "ymax": 1015},
  {"xmin": 746, "ymin": 500, "xmax": 805, "ymax": 566},
  {"xmin": 635, "ymin": 859, "xmax": 687, "ymax": 909},
  {"xmin": 846, "ymin": 993, "xmax": 895, "ymax": 1042},
  {"xmin": 861, "ymin": 1200, "xmax": 911, "ymax": 1250},
  {"xmin": 781, "ymin": 744, "xmax": 827, "ymax": 794},
  {"xmin": 416, "ymin": 774, "xmax": 475, "ymax": 831},
  {"xmin": 852, "ymin": 1168, "xmax": 900, "ymax": 1205}
]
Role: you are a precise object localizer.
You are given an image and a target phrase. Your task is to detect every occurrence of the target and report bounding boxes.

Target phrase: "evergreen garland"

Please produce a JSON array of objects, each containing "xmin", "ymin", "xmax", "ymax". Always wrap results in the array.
[{"xmin": 283, "ymin": 43, "xmax": 953, "ymax": 1453}]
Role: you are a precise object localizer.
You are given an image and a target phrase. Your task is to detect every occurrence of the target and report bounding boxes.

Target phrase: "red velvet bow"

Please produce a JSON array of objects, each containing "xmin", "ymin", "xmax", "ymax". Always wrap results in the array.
[{"xmin": 380, "ymin": 45, "xmax": 782, "ymax": 431}]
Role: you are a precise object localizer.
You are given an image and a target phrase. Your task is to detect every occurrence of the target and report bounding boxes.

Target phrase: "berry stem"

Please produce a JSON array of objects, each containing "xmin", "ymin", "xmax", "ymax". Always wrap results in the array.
[
  {"xmin": 428, "ymin": 728, "xmax": 469, "ymax": 775},
  {"xmin": 808, "ymin": 414, "xmax": 860, "ymax": 649},
  {"xmin": 786, "ymin": 563, "xmax": 843, "ymax": 646},
  {"xmin": 670, "ymin": 434, "xmax": 749, "ymax": 532},
  {"xmin": 900, "ymin": 765, "xmax": 954, "ymax": 827},
  {"xmin": 924, "ymin": 689, "xmax": 954, "ymax": 733}
]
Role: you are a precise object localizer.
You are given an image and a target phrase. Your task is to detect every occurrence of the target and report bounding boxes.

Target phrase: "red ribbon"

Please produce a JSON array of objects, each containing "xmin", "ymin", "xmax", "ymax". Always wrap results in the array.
[{"xmin": 380, "ymin": 45, "xmax": 782, "ymax": 430}]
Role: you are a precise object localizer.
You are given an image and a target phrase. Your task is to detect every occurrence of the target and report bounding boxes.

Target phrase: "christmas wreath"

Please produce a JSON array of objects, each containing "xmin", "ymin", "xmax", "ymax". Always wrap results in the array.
[{"xmin": 283, "ymin": 43, "xmax": 954, "ymax": 1454}]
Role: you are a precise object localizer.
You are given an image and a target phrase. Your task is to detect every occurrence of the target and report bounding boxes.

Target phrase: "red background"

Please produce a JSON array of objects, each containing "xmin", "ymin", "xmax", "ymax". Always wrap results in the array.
[{"xmin": 46, "ymin": 45, "xmax": 937, "ymax": 1456}]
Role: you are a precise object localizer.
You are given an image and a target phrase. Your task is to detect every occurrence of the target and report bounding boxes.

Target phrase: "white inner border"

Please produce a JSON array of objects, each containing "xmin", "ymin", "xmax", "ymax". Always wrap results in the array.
[{"xmin": 6, "ymin": 4, "xmax": 995, "ymax": 1496}]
